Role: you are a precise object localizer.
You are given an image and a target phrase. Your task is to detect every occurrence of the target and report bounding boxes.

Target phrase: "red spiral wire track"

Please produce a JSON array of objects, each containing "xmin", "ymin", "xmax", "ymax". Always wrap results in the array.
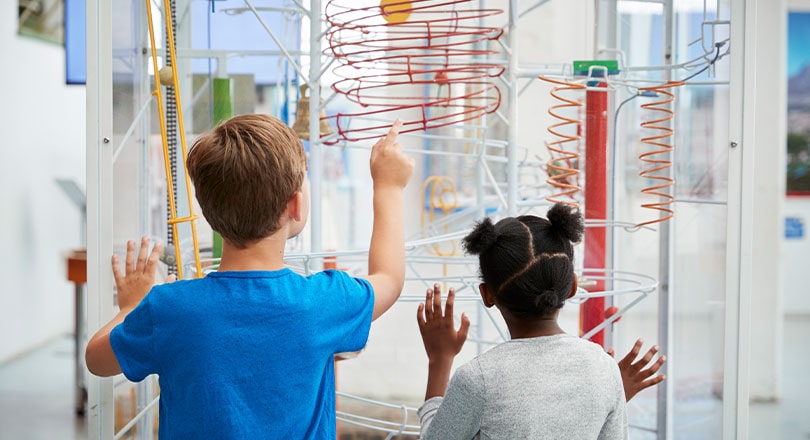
[
  {"xmin": 636, "ymin": 81, "xmax": 683, "ymax": 227},
  {"xmin": 324, "ymin": 0, "xmax": 505, "ymax": 142}
]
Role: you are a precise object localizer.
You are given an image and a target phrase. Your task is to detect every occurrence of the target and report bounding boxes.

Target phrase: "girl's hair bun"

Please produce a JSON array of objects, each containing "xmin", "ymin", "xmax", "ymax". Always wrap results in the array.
[
  {"xmin": 547, "ymin": 203, "xmax": 584, "ymax": 243},
  {"xmin": 463, "ymin": 217, "xmax": 498, "ymax": 255},
  {"xmin": 534, "ymin": 289, "xmax": 561, "ymax": 311}
]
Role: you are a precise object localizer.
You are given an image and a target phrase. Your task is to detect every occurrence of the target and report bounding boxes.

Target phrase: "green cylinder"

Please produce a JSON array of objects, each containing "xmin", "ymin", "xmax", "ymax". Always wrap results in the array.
[
  {"xmin": 211, "ymin": 77, "xmax": 232, "ymax": 260},
  {"xmin": 212, "ymin": 77, "xmax": 233, "ymax": 125}
]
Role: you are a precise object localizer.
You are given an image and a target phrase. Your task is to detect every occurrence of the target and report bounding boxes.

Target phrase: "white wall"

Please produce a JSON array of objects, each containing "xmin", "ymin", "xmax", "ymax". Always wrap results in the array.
[{"xmin": 0, "ymin": 6, "xmax": 86, "ymax": 362}]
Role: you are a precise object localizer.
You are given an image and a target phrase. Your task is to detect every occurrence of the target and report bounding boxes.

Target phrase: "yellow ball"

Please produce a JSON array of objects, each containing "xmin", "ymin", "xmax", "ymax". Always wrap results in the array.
[
  {"xmin": 158, "ymin": 66, "xmax": 174, "ymax": 86},
  {"xmin": 380, "ymin": 0, "xmax": 411, "ymax": 24}
]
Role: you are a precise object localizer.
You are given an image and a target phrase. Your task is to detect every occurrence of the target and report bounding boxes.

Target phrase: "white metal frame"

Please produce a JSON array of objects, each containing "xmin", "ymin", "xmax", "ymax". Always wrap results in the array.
[
  {"xmin": 85, "ymin": 0, "xmax": 751, "ymax": 438},
  {"xmin": 86, "ymin": 0, "xmax": 115, "ymax": 436},
  {"xmin": 723, "ymin": 0, "xmax": 785, "ymax": 438}
]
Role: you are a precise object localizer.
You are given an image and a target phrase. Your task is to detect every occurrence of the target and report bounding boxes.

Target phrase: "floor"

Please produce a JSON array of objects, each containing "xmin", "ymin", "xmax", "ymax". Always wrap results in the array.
[
  {"xmin": 748, "ymin": 315, "xmax": 810, "ymax": 440},
  {"xmin": 0, "ymin": 336, "xmax": 88, "ymax": 440},
  {"xmin": 0, "ymin": 318, "xmax": 808, "ymax": 439}
]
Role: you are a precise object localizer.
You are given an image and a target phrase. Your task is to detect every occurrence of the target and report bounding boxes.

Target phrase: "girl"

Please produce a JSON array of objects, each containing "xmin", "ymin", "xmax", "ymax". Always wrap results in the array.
[{"xmin": 417, "ymin": 203, "xmax": 642, "ymax": 439}]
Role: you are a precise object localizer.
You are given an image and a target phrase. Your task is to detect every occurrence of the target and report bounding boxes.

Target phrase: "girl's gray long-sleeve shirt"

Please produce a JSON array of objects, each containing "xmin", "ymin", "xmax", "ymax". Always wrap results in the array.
[{"xmin": 417, "ymin": 333, "xmax": 628, "ymax": 440}]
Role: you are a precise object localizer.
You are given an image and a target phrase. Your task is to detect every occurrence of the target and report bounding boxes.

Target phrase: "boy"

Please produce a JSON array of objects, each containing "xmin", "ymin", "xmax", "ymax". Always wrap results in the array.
[{"xmin": 85, "ymin": 114, "xmax": 414, "ymax": 438}]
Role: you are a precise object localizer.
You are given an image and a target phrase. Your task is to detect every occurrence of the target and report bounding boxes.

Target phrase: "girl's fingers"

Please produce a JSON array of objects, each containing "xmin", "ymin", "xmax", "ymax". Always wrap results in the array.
[
  {"xmin": 640, "ymin": 374, "xmax": 666, "ymax": 389},
  {"xmin": 445, "ymin": 287, "xmax": 456, "ymax": 320},
  {"xmin": 457, "ymin": 313, "xmax": 471, "ymax": 343},
  {"xmin": 432, "ymin": 284, "xmax": 442, "ymax": 318},
  {"xmin": 619, "ymin": 338, "xmax": 644, "ymax": 367},
  {"xmin": 424, "ymin": 288, "xmax": 434, "ymax": 321},
  {"xmin": 635, "ymin": 345, "xmax": 659, "ymax": 368},
  {"xmin": 641, "ymin": 355, "xmax": 666, "ymax": 377},
  {"xmin": 417, "ymin": 303, "xmax": 426, "ymax": 327}
]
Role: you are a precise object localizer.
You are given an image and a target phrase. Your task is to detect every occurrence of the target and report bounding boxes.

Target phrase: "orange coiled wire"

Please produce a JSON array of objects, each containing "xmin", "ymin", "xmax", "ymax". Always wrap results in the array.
[
  {"xmin": 421, "ymin": 176, "xmax": 458, "ymax": 258},
  {"xmin": 421, "ymin": 176, "xmax": 458, "ymax": 289},
  {"xmin": 539, "ymin": 76, "xmax": 585, "ymax": 209},
  {"xmin": 636, "ymin": 81, "xmax": 684, "ymax": 227}
]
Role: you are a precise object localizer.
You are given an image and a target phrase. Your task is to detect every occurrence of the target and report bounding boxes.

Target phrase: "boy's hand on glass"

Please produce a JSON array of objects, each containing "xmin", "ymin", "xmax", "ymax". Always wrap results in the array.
[
  {"xmin": 417, "ymin": 284, "xmax": 470, "ymax": 362},
  {"xmin": 370, "ymin": 119, "xmax": 414, "ymax": 190},
  {"xmin": 112, "ymin": 236, "xmax": 171, "ymax": 311},
  {"xmin": 608, "ymin": 338, "xmax": 667, "ymax": 401}
]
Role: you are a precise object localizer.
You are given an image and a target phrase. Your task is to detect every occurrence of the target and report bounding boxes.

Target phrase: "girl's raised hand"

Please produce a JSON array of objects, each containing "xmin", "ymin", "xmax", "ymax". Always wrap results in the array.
[
  {"xmin": 417, "ymin": 284, "xmax": 470, "ymax": 362},
  {"xmin": 608, "ymin": 339, "xmax": 667, "ymax": 401}
]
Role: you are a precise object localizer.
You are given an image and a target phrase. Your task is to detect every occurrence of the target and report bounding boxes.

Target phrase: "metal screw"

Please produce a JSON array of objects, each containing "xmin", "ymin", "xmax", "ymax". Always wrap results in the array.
[
  {"xmin": 103, "ymin": 137, "xmax": 110, "ymax": 143},
  {"xmin": 730, "ymin": 141, "xmax": 738, "ymax": 148}
]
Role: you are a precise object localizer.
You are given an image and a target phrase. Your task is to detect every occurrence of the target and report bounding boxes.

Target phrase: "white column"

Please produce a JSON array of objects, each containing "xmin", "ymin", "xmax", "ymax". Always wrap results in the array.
[
  {"xmin": 86, "ymin": 0, "xmax": 115, "ymax": 437},
  {"xmin": 747, "ymin": 0, "xmax": 786, "ymax": 402},
  {"xmin": 725, "ymin": 0, "xmax": 786, "ymax": 438}
]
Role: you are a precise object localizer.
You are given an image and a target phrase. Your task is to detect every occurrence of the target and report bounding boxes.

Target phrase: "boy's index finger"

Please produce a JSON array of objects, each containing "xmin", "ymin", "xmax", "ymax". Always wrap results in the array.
[{"xmin": 381, "ymin": 119, "xmax": 403, "ymax": 147}]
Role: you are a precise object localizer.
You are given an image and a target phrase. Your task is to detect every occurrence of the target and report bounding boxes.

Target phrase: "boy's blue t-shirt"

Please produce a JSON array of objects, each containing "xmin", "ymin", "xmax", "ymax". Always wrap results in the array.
[{"xmin": 110, "ymin": 268, "xmax": 374, "ymax": 439}]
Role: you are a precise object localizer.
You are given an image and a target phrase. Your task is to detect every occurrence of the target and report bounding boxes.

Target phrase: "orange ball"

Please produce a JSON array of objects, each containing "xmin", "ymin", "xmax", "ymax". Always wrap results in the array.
[
  {"xmin": 434, "ymin": 70, "xmax": 450, "ymax": 85},
  {"xmin": 380, "ymin": 0, "xmax": 412, "ymax": 24}
]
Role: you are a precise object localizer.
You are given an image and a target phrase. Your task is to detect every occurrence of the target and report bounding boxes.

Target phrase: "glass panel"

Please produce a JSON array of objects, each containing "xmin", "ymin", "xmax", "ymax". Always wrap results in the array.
[
  {"xmin": 111, "ymin": 0, "xmax": 161, "ymax": 437},
  {"xmin": 615, "ymin": 1, "xmax": 730, "ymax": 438}
]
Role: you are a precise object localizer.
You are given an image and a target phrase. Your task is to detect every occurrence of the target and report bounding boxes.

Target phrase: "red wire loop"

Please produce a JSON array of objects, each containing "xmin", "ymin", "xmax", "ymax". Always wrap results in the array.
[{"xmin": 324, "ymin": 0, "xmax": 505, "ymax": 142}]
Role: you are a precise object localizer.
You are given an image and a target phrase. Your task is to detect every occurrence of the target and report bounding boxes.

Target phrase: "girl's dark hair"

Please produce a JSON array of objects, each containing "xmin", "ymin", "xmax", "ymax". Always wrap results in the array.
[{"xmin": 463, "ymin": 203, "xmax": 584, "ymax": 319}]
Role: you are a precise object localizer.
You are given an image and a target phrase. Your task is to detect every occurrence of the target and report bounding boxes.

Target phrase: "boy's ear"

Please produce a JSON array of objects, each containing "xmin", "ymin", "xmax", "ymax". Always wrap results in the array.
[
  {"xmin": 287, "ymin": 191, "xmax": 304, "ymax": 222},
  {"xmin": 479, "ymin": 283, "xmax": 496, "ymax": 308}
]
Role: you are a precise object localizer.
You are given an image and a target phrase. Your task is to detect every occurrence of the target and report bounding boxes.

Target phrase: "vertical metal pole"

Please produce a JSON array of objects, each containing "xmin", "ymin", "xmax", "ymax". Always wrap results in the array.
[
  {"xmin": 137, "ymin": 4, "xmax": 154, "ymax": 436},
  {"xmin": 506, "ymin": 0, "xmax": 519, "ymax": 216},
  {"xmin": 476, "ymin": 0, "xmax": 488, "ymax": 221},
  {"xmin": 598, "ymin": 0, "xmax": 619, "ymax": 349},
  {"xmin": 86, "ymin": 0, "xmax": 115, "ymax": 436},
  {"xmin": 476, "ymin": 0, "xmax": 489, "ymax": 356},
  {"xmin": 74, "ymin": 283, "xmax": 86, "ymax": 415},
  {"xmin": 309, "ymin": 0, "xmax": 323, "ymax": 255},
  {"xmin": 141, "ymin": 2, "xmax": 155, "ymax": 433},
  {"xmin": 725, "ymin": 0, "xmax": 750, "ymax": 437},
  {"xmin": 657, "ymin": 1, "xmax": 674, "ymax": 438}
]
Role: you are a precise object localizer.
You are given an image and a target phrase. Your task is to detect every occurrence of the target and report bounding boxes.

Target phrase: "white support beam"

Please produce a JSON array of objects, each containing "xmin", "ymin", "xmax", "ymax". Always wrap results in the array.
[
  {"xmin": 725, "ymin": 3, "xmax": 787, "ymax": 440},
  {"xmin": 747, "ymin": 0, "xmax": 786, "ymax": 403},
  {"xmin": 86, "ymin": 0, "xmax": 115, "ymax": 437}
]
